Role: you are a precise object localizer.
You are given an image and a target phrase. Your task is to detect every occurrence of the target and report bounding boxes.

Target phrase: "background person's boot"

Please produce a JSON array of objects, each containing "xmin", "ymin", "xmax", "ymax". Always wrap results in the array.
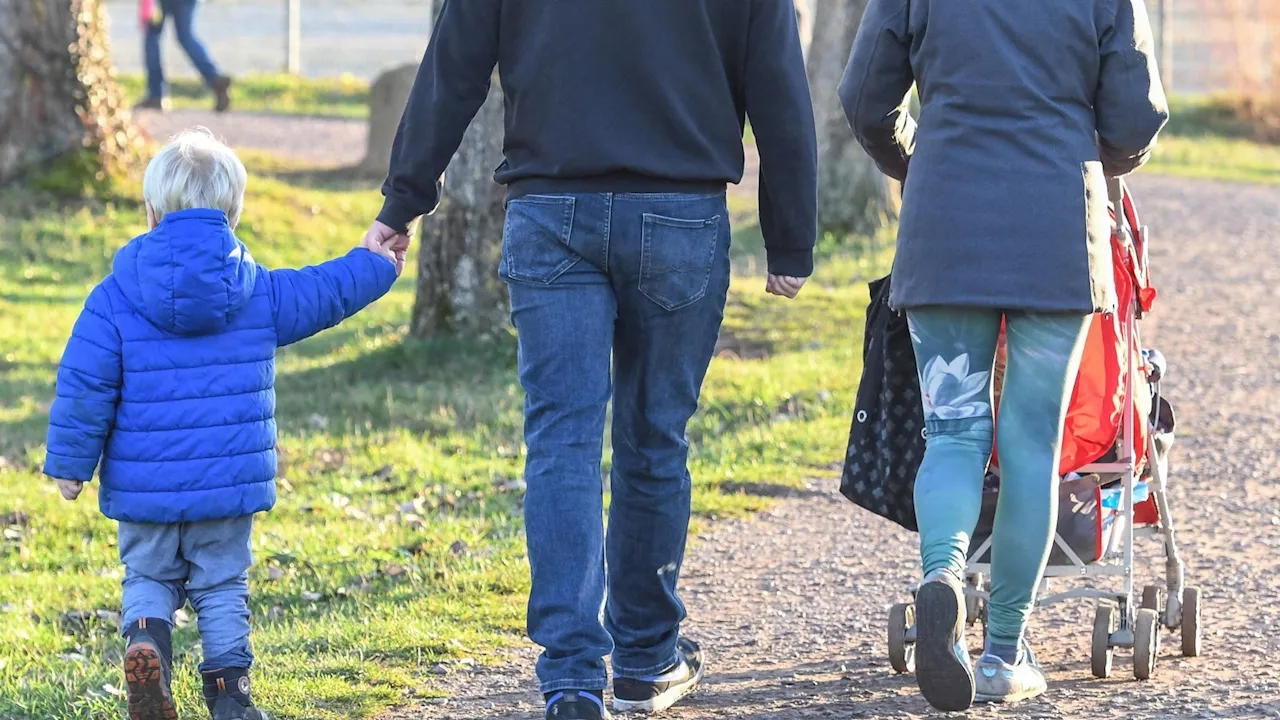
[
  {"xmin": 123, "ymin": 617, "xmax": 177, "ymax": 720},
  {"xmin": 211, "ymin": 75, "xmax": 233, "ymax": 113}
]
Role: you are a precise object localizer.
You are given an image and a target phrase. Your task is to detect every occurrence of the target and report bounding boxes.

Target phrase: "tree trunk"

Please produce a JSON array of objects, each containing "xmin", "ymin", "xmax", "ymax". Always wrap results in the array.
[
  {"xmin": 0, "ymin": 0, "xmax": 143, "ymax": 188},
  {"xmin": 409, "ymin": 78, "xmax": 508, "ymax": 339},
  {"xmin": 806, "ymin": 0, "xmax": 900, "ymax": 239}
]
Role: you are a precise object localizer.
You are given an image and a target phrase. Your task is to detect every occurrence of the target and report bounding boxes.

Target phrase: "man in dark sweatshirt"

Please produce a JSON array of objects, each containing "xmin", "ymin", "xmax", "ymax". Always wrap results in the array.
[{"xmin": 364, "ymin": 2, "xmax": 817, "ymax": 717}]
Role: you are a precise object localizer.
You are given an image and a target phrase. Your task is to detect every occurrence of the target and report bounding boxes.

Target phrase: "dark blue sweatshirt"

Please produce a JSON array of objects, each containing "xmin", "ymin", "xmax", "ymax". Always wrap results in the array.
[{"xmin": 376, "ymin": 0, "xmax": 818, "ymax": 277}]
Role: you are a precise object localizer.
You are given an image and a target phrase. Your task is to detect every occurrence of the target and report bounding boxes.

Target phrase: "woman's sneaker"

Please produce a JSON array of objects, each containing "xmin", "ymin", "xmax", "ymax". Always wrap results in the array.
[
  {"xmin": 545, "ymin": 690, "xmax": 609, "ymax": 719},
  {"xmin": 123, "ymin": 618, "xmax": 177, "ymax": 720},
  {"xmin": 974, "ymin": 644, "xmax": 1048, "ymax": 703},
  {"xmin": 914, "ymin": 570, "xmax": 975, "ymax": 712},
  {"xmin": 613, "ymin": 638, "xmax": 705, "ymax": 713}
]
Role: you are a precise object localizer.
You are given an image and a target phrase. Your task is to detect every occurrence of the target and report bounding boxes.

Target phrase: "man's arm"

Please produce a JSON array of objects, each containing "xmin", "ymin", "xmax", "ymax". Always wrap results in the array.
[
  {"xmin": 838, "ymin": 0, "xmax": 916, "ymax": 183},
  {"xmin": 375, "ymin": 0, "xmax": 503, "ymax": 233},
  {"xmin": 744, "ymin": 0, "xmax": 819, "ymax": 279}
]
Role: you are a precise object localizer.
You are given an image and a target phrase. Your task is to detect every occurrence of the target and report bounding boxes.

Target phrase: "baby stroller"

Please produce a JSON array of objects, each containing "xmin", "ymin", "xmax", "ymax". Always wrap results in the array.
[{"xmin": 841, "ymin": 178, "xmax": 1200, "ymax": 682}]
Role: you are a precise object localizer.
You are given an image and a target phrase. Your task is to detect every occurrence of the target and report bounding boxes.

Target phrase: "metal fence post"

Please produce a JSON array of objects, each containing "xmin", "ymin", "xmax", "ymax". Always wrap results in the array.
[
  {"xmin": 1158, "ymin": 0, "xmax": 1173, "ymax": 92},
  {"xmin": 286, "ymin": 0, "xmax": 302, "ymax": 74}
]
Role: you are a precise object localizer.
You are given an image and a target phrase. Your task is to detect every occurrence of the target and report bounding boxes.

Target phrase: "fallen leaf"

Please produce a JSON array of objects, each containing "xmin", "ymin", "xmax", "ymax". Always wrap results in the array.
[
  {"xmin": 383, "ymin": 564, "xmax": 407, "ymax": 578},
  {"xmin": 174, "ymin": 609, "xmax": 193, "ymax": 628},
  {"xmin": 2, "ymin": 510, "xmax": 29, "ymax": 526},
  {"xmin": 267, "ymin": 567, "xmax": 285, "ymax": 582}
]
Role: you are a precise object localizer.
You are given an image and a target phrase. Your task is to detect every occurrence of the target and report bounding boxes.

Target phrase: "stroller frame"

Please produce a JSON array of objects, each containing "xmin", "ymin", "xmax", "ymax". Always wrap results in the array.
[{"xmin": 885, "ymin": 179, "xmax": 1201, "ymax": 682}]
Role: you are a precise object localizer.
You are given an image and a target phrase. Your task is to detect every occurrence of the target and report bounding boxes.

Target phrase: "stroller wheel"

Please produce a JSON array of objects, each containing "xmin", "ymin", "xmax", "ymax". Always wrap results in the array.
[
  {"xmin": 1181, "ymin": 586, "xmax": 1202, "ymax": 657},
  {"xmin": 1134, "ymin": 608, "xmax": 1160, "ymax": 680},
  {"xmin": 1141, "ymin": 585, "xmax": 1162, "ymax": 614},
  {"xmin": 965, "ymin": 574, "xmax": 984, "ymax": 626},
  {"xmin": 1091, "ymin": 604, "xmax": 1115, "ymax": 679},
  {"xmin": 888, "ymin": 602, "xmax": 916, "ymax": 674}
]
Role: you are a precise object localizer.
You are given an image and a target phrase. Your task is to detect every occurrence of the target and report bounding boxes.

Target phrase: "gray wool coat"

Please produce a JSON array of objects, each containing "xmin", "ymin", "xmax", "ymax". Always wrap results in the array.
[{"xmin": 839, "ymin": 0, "xmax": 1169, "ymax": 314}]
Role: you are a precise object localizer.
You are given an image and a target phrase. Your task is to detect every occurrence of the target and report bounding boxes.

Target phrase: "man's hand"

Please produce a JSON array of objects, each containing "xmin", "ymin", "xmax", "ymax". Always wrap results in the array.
[
  {"xmin": 362, "ymin": 235, "xmax": 406, "ymax": 276},
  {"xmin": 363, "ymin": 220, "xmax": 413, "ymax": 275},
  {"xmin": 766, "ymin": 274, "xmax": 807, "ymax": 299},
  {"xmin": 55, "ymin": 479, "xmax": 84, "ymax": 501}
]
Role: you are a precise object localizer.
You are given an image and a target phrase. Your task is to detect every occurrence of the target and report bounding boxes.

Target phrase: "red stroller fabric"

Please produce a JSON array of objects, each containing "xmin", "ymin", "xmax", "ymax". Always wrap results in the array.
[{"xmin": 993, "ymin": 189, "xmax": 1155, "ymax": 476}]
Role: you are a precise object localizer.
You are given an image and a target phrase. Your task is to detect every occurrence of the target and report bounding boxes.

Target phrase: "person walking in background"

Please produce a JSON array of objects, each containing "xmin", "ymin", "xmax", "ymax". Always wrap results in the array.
[
  {"xmin": 135, "ymin": 0, "xmax": 233, "ymax": 112},
  {"xmin": 841, "ymin": 0, "xmax": 1167, "ymax": 711},
  {"xmin": 364, "ymin": 0, "xmax": 817, "ymax": 717}
]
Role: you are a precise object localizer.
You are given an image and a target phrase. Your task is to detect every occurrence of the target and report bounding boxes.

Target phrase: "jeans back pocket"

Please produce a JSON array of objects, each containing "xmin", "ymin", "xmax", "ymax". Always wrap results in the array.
[
  {"xmin": 639, "ymin": 213, "xmax": 721, "ymax": 311},
  {"xmin": 501, "ymin": 196, "xmax": 578, "ymax": 284}
]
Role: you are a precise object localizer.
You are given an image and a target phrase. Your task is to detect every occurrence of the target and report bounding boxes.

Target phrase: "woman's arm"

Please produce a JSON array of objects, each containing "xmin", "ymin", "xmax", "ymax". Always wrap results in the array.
[
  {"xmin": 838, "ymin": 0, "xmax": 916, "ymax": 182},
  {"xmin": 1096, "ymin": 0, "xmax": 1169, "ymax": 177}
]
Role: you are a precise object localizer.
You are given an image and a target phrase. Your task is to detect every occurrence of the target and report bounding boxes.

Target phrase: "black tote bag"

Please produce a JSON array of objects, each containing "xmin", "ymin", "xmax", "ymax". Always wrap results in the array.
[{"xmin": 839, "ymin": 275, "xmax": 926, "ymax": 532}]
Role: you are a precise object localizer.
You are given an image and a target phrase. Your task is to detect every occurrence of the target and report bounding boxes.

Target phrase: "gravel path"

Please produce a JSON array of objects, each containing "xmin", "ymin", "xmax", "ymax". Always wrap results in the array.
[
  {"xmin": 167, "ymin": 113, "xmax": 1280, "ymax": 717},
  {"xmin": 136, "ymin": 109, "xmax": 368, "ymax": 165},
  {"xmin": 386, "ymin": 176, "xmax": 1280, "ymax": 720}
]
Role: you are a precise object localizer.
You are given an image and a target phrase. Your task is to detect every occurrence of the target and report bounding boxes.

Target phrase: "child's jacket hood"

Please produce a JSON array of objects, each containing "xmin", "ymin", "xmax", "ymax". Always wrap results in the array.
[{"xmin": 112, "ymin": 208, "xmax": 259, "ymax": 336}]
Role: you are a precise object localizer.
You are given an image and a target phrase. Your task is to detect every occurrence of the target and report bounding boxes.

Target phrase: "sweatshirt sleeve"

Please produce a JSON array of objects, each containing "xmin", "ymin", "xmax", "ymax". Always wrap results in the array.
[
  {"xmin": 1095, "ymin": 0, "xmax": 1169, "ymax": 177},
  {"xmin": 376, "ymin": 0, "xmax": 503, "ymax": 233},
  {"xmin": 44, "ymin": 285, "xmax": 122, "ymax": 483},
  {"xmin": 838, "ymin": 0, "xmax": 917, "ymax": 183},
  {"xmin": 269, "ymin": 249, "xmax": 399, "ymax": 348},
  {"xmin": 744, "ymin": 0, "xmax": 819, "ymax": 278}
]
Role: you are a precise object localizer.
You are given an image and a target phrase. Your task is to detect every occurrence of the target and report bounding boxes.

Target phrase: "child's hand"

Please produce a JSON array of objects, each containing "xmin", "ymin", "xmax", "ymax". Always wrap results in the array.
[
  {"xmin": 55, "ymin": 479, "xmax": 84, "ymax": 501},
  {"xmin": 362, "ymin": 235, "xmax": 405, "ymax": 276}
]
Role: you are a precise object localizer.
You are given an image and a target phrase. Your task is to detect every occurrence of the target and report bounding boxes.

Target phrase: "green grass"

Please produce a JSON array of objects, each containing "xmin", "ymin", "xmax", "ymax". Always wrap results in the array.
[
  {"xmin": 117, "ymin": 73, "xmax": 370, "ymax": 118},
  {"xmin": 1147, "ymin": 134, "xmax": 1280, "ymax": 184},
  {"xmin": 1145, "ymin": 95, "xmax": 1280, "ymax": 184},
  {"xmin": 0, "ymin": 155, "xmax": 886, "ymax": 719}
]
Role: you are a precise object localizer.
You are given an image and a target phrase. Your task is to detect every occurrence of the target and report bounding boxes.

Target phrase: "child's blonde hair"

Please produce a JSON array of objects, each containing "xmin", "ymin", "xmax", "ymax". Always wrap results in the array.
[{"xmin": 142, "ymin": 128, "xmax": 247, "ymax": 227}]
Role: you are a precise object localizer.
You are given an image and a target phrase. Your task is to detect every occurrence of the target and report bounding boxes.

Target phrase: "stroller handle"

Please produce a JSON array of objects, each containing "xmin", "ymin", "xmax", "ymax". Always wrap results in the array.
[{"xmin": 1107, "ymin": 177, "xmax": 1126, "ymax": 208}]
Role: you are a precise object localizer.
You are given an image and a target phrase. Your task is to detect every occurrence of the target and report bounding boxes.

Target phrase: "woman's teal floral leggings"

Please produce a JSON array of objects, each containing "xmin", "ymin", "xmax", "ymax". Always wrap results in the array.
[{"xmin": 907, "ymin": 307, "xmax": 1090, "ymax": 646}]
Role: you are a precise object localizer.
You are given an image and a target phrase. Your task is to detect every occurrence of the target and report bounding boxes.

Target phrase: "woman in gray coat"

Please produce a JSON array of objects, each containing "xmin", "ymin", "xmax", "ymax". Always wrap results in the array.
[{"xmin": 840, "ymin": 0, "xmax": 1167, "ymax": 710}]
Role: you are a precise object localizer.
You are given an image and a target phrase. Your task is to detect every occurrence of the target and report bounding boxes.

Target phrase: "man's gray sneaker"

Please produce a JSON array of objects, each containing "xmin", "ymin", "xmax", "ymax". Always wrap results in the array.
[
  {"xmin": 974, "ymin": 645, "xmax": 1048, "ymax": 704},
  {"xmin": 613, "ymin": 638, "xmax": 705, "ymax": 713},
  {"xmin": 914, "ymin": 569, "xmax": 975, "ymax": 712}
]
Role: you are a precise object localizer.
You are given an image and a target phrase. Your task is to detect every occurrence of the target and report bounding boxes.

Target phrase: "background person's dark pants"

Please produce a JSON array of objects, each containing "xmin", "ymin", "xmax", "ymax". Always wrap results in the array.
[
  {"xmin": 501, "ymin": 191, "xmax": 731, "ymax": 694},
  {"xmin": 144, "ymin": 0, "xmax": 222, "ymax": 100}
]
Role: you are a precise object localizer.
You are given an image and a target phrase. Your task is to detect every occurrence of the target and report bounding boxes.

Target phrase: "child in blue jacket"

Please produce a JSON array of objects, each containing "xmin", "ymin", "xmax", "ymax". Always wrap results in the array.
[{"xmin": 43, "ymin": 129, "xmax": 405, "ymax": 720}]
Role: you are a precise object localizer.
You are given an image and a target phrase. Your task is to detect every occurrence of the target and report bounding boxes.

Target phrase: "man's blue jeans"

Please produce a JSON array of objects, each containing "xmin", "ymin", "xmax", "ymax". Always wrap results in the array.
[
  {"xmin": 501, "ymin": 192, "xmax": 731, "ymax": 694},
  {"xmin": 118, "ymin": 516, "xmax": 254, "ymax": 672},
  {"xmin": 144, "ymin": 0, "xmax": 222, "ymax": 100}
]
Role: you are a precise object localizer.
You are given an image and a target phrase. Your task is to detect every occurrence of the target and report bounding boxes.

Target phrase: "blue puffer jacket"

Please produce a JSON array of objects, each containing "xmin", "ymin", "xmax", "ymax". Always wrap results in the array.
[{"xmin": 43, "ymin": 209, "xmax": 398, "ymax": 524}]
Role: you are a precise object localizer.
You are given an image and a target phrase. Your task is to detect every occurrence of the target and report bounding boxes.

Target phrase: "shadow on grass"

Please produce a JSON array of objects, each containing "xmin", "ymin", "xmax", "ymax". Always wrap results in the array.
[
  {"xmin": 274, "ymin": 333, "xmax": 519, "ymax": 436},
  {"xmin": 261, "ymin": 165, "xmax": 384, "ymax": 193}
]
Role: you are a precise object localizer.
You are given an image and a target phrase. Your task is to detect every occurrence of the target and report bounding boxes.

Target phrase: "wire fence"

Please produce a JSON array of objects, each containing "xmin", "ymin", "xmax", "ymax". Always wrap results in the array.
[
  {"xmin": 105, "ymin": 0, "xmax": 1277, "ymax": 97},
  {"xmin": 1150, "ymin": 0, "xmax": 1279, "ymax": 96}
]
